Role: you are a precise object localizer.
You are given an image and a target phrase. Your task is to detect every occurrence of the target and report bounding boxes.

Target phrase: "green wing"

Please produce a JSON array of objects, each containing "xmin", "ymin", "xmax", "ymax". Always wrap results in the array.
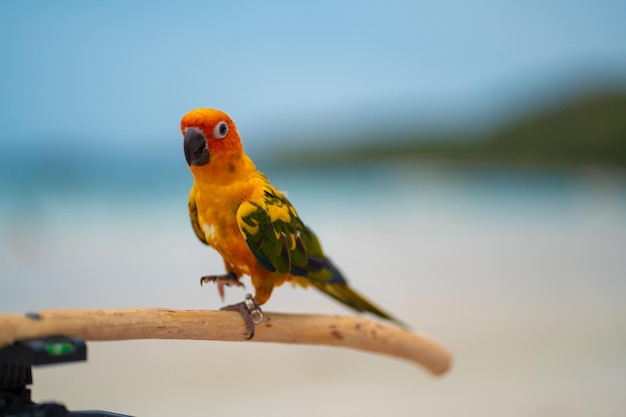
[
  {"xmin": 236, "ymin": 186, "xmax": 338, "ymax": 282},
  {"xmin": 237, "ymin": 184, "xmax": 406, "ymax": 326},
  {"xmin": 189, "ymin": 193, "xmax": 209, "ymax": 246}
]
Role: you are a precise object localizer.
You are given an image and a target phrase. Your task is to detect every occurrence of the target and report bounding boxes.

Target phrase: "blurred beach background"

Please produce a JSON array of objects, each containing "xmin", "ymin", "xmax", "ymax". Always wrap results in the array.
[{"xmin": 1, "ymin": 1, "xmax": 626, "ymax": 416}]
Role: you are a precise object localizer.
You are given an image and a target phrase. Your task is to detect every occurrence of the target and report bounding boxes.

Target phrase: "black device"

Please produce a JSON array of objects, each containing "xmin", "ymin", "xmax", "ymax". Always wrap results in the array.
[{"xmin": 0, "ymin": 336, "xmax": 133, "ymax": 417}]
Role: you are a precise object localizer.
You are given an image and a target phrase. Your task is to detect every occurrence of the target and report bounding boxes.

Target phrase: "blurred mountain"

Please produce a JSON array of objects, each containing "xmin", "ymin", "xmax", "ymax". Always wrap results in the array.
[
  {"xmin": 274, "ymin": 89, "xmax": 626, "ymax": 169},
  {"xmin": 2, "ymin": 88, "xmax": 625, "ymax": 204}
]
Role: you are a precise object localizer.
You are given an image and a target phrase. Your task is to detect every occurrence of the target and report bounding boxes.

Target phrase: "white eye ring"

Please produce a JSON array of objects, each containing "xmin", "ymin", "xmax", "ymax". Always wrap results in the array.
[{"xmin": 214, "ymin": 121, "xmax": 228, "ymax": 139}]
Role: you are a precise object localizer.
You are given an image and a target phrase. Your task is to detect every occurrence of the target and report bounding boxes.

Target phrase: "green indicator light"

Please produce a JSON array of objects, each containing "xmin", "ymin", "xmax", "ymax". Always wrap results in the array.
[{"xmin": 45, "ymin": 342, "xmax": 76, "ymax": 356}]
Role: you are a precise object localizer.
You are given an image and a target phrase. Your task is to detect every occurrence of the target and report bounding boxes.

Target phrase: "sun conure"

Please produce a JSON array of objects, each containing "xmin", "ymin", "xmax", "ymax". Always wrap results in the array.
[{"xmin": 181, "ymin": 108, "xmax": 403, "ymax": 338}]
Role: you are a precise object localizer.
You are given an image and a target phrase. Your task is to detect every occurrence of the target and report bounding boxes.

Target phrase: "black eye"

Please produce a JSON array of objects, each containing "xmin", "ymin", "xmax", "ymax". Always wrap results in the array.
[{"xmin": 214, "ymin": 121, "xmax": 228, "ymax": 139}]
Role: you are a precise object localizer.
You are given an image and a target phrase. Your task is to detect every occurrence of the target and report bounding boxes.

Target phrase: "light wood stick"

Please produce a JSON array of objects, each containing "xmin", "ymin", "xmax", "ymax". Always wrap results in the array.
[{"xmin": 0, "ymin": 308, "xmax": 452, "ymax": 375}]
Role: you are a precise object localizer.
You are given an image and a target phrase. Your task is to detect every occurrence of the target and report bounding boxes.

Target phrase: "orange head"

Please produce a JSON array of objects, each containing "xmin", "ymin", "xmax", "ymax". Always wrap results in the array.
[{"xmin": 181, "ymin": 108, "xmax": 244, "ymax": 172}]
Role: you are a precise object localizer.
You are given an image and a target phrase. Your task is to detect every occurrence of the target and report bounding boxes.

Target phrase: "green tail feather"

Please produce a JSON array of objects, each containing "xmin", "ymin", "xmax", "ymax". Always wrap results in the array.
[{"xmin": 310, "ymin": 281, "xmax": 408, "ymax": 328}]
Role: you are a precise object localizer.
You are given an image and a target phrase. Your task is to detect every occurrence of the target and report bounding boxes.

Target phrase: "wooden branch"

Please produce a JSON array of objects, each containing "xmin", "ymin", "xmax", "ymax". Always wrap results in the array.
[{"xmin": 0, "ymin": 308, "xmax": 452, "ymax": 375}]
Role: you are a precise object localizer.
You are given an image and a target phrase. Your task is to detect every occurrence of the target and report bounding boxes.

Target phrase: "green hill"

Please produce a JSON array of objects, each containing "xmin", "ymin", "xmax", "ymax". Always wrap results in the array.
[{"xmin": 276, "ymin": 90, "xmax": 626, "ymax": 168}]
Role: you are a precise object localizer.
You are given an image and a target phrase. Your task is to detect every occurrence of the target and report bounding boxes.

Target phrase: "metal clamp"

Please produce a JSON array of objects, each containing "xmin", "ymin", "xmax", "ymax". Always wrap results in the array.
[{"xmin": 244, "ymin": 294, "xmax": 264, "ymax": 324}]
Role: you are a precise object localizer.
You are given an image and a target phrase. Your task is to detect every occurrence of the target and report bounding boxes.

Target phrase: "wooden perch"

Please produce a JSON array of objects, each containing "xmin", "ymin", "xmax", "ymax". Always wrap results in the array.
[{"xmin": 0, "ymin": 308, "xmax": 452, "ymax": 375}]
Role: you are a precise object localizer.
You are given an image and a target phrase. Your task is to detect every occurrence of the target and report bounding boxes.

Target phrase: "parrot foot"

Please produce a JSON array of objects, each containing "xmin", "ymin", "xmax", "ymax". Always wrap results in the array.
[
  {"xmin": 200, "ymin": 272, "xmax": 244, "ymax": 301},
  {"xmin": 220, "ymin": 294, "xmax": 264, "ymax": 340}
]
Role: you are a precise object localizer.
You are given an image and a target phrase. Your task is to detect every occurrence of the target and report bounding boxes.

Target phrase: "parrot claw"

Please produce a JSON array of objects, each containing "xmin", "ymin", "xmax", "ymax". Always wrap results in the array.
[
  {"xmin": 200, "ymin": 272, "xmax": 244, "ymax": 300},
  {"xmin": 220, "ymin": 294, "xmax": 264, "ymax": 340}
]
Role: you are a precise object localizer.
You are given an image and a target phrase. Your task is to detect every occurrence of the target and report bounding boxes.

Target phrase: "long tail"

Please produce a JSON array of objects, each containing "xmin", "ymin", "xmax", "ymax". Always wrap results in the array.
[{"xmin": 309, "ymin": 280, "xmax": 408, "ymax": 328}]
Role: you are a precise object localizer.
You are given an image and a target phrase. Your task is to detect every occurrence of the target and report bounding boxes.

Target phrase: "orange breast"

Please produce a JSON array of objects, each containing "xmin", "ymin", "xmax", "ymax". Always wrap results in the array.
[{"xmin": 191, "ymin": 174, "xmax": 300, "ymax": 305}]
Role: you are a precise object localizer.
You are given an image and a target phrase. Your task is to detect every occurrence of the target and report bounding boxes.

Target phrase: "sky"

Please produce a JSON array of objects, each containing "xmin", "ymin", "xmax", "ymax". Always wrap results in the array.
[{"xmin": 1, "ymin": 0, "xmax": 626, "ymax": 156}]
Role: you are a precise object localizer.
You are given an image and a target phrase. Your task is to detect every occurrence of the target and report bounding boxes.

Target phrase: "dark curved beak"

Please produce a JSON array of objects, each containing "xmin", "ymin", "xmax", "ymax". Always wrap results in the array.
[{"xmin": 184, "ymin": 127, "xmax": 210, "ymax": 166}]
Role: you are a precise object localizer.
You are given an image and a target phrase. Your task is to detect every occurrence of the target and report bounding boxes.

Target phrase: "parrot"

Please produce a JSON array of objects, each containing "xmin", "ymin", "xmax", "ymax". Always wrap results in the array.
[{"xmin": 181, "ymin": 108, "xmax": 403, "ymax": 338}]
